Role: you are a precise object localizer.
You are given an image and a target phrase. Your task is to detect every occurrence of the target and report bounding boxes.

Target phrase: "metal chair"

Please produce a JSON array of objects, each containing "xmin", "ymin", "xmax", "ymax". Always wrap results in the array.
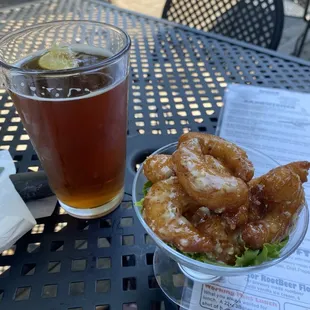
[
  {"xmin": 292, "ymin": 0, "xmax": 310, "ymax": 56},
  {"xmin": 162, "ymin": 0, "xmax": 284, "ymax": 50}
]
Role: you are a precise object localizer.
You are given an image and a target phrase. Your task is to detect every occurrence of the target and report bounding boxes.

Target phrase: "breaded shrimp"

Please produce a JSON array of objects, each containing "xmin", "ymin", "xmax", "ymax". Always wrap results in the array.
[
  {"xmin": 179, "ymin": 132, "xmax": 254, "ymax": 182},
  {"xmin": 143, "ymin": 154, "xmax": 175, "ymax": 184},
  {"xmin": 242, "ymin": 161, "xmax": 310, "ymax": 250},
  {"xmin": 283, "ymin": 161, "xmax": 310, "ymax": 183},
  {"xmin": 144, "ymin": 152, "xmax": 248, "ymax": 228},
  {"xmin": 184, "ymin": 207, "xmax": 243, "ymax": 264},
  {"xmin": 222, "ymin": 203, "xmax": 249, "ymax": 230},
  {"xmin": 247, "ymin": 181, "xmax": 268, "ymax": 222},
  {"xmin": 143, "ymin": 177, "xmax": 215, "ymax": 253},
  {"xmin": 196, "ymin": 214, "xmax": 243, "ymax": 265},
  {"xmin": 172, "ymin": 138, "xmax": 249, "ymax": 212}
]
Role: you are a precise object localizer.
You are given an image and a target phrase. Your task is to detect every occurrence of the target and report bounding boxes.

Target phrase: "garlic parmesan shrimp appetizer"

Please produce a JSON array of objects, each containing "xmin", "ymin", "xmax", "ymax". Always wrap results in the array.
[{"xmin": 139, "ymin": 132, "xmax": 309, "ymax": 266}]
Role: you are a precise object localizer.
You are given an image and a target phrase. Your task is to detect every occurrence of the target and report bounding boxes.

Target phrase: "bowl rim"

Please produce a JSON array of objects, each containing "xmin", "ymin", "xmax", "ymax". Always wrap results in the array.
[{"xmin": 132, "ymin": 141, "xmax": 309, "ymax": 273}]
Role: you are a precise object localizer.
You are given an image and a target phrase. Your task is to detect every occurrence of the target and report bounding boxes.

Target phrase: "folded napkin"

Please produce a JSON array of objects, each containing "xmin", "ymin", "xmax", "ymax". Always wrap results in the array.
[{"xmin": 0, "ymin": 150, "xmax": 37, "ymax": 252}]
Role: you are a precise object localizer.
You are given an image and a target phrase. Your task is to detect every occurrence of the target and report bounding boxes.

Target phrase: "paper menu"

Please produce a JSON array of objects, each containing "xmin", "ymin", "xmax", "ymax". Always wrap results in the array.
[
  {"xmin": 217, "ymin": 84, "xmax": 310, "ymax": 201},
  {"xmin": 185, "ymin": 85, "xmax": 310, "ymax": 310}
]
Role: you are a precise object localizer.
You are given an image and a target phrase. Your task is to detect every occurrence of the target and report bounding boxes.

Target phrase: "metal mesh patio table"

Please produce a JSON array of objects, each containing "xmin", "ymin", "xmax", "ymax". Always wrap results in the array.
[{"xmin": 0, "ymin": 0, "xmax": 309, "ymax": 309}]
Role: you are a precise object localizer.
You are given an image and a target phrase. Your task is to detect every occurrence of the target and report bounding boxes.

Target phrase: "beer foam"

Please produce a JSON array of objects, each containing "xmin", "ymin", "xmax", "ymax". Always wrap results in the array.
[
  {"xmin": 11, "ymin": 80, "xmax": 126, "ymax": 102},
  {"xmin": 11, "ymin": 45, "xmax": 126, "ymax": 102}
]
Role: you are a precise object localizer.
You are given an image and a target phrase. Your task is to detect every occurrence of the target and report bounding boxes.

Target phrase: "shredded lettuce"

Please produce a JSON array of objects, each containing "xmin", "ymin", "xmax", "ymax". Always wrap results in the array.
[
  {"xmin": 143, "ymin": 181, "xmax": 153, "ymax": 196},
  {"xmin": 178, "ymin": 251, "xmax": 229, "ymax": 267},
  {"xmin": 135, "ymin": 181, "xmax": 152, "ymax": 208},
  {"xmin": 137, "ymin": 182, "xmax": 289, "ymax": 267},
  {"xmin": 235, "ymin": 238, "xmax": 289, "ymax": 267},
  {"xmin": 136, "ymin": 198, "xmax": 144, "ymax": 208}
]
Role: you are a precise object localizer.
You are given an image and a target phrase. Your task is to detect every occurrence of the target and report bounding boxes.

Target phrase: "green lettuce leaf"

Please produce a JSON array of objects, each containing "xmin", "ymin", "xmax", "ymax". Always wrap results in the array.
[
  {"xmin": 135, "ymin": 181, "xmax": 152, "ymax": 209},
  {"xmin": 183, "ymin": 252, "xmax": 229, "ymax": 267},
  {"xmin": 143, "ymin": 181, "xmax": 153, "ymax": 196},
  {"xmin": 235, "ymin": 237, "xmax": 289, "ymax": 267},
  {"xmin": 136, "ymin": 198, "xmax": 144, "ymax": 208}
]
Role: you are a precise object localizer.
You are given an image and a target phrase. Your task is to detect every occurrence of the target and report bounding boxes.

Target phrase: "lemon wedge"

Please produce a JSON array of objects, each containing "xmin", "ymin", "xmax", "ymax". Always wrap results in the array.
[{"xmin": 38, "ymin": 45, "xmax": 78, "ymax": 70}]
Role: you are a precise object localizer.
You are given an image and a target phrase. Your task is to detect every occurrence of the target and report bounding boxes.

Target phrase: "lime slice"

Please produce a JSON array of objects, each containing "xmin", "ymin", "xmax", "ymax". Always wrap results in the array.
[{"xmin": 38, "ymin": 45, "xmax": 78, "ymax": 70}]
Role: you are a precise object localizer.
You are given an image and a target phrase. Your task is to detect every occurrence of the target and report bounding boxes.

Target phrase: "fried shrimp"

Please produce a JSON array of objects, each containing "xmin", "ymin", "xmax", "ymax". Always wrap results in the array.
[
  {"xmin": 283, "ymin": 161, "xmax": 310, "ymax": 183},
  {"xmin": 247, "ymin": 182, "xmax": 268, "ymax": 222},
  {"xmin": 172, "ymin": 138, "xmax": 249, "ymax": 212},
  {"xmin": 143, "ymin": 177, "xmax": 215, "ymax": 253},
  {"xmin": 143, "ymin": 154, "xmax": 175, "ymax": 184},
  {"xmin": 179, "ymin": 132, "xmax": 254, "ymax": 182},
  {"xmin": 196, "ymin": 215, "xmax": 243, "ymax": 265},
  {"xmin": 204, "ymin": 155, "xmax": 249, "ymax": 228},
  {"xmin": 222, "ymin": 203, "xmax": 249, "ymax": 230},
  {"xmin": 242, "ymin": 161, "xmax": 310, "ymax": 250},
  {"xmin": 184, "ymin": 207, "xmax": 243, "ymax": 264}
]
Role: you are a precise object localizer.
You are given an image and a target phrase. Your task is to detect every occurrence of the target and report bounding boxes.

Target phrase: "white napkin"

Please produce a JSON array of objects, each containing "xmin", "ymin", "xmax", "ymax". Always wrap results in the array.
[{"xmin": 0, "ymin": 150, "xmax": 36, "ymax": 252}]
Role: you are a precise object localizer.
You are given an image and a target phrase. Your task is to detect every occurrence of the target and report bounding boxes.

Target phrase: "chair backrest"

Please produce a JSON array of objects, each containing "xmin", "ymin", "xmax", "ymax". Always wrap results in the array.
[
  {"xmin": 297, "ymin": 0, "xmax": 309, "ymax": 9},
  {"xmin": 162, "ymin": 0, "xmax": 284, "ymax": 50}
]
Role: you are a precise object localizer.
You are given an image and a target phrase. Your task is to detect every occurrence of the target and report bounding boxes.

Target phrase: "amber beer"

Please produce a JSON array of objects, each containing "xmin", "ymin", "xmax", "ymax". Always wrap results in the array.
[
  {"xmin": 10, "ymin": 71, "xmax": 128, "ymax": 209},
  {"xmin": 0, "ymin": 22, "xmax": 131, "ymax": 218}
]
